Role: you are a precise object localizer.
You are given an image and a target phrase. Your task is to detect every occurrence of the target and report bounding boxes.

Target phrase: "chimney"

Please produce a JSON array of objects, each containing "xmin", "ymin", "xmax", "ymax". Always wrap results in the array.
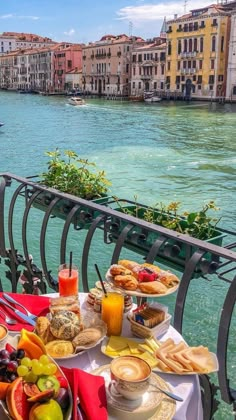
[{"xmin": 174, "ymin": 14, "xmax": 178, "ymax": 19}]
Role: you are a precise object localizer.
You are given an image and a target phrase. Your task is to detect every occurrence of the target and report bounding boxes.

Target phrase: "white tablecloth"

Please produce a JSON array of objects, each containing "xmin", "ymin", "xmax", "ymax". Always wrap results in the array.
[{"xmin": 46, "ymin": 293, "xmax": 203, "ymax": 420}]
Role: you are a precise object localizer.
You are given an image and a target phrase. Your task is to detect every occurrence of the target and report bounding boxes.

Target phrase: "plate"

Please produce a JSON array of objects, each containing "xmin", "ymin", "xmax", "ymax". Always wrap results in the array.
[
  {"xmin": 3, "ymin": 335, "xmax": 73, "ymax": 420},
  {"xmin": 91, "ymin": 364, "xmax": 176, "ymax": 420},
  {"xmin": 101, "ymin": 337, "xmax": 219, "ymax": 375},
  {"xmin": 106, "ymin": 270, "xmax": 179, "ymax": 298}
]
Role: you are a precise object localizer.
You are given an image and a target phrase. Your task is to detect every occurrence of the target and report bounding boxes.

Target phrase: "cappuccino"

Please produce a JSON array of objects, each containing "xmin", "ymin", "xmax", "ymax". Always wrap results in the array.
[{"xmin": 111, "ymin": 356, "xmax": 151, "ymax": 381}]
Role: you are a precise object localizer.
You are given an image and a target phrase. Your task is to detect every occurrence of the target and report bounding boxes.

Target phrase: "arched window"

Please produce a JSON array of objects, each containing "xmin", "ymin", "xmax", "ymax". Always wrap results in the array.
[
  {"xmin": 200, "ymin": 37, "xmax": 204, "ymax": 53},
  {"xmin": 168, "ymin": 41, "xmax": 172, "ymax": 55},
  {"xmin": 184, "ymin": 39, "xmax": 187, "ymax": 52},
  {"xmin": 178, "ymin": 40, "xmax": 182, "ymax": 54},
  {"xmin": 189, "ymin": 39, "xmax": 192, "ymax": 52},
  {"xmin": 194, "ymin": 38, "xmax": 198, "ymax": 51},
  {"xmin": 212, "ymin": 36, "xmax": 216, "ymax": 52}
]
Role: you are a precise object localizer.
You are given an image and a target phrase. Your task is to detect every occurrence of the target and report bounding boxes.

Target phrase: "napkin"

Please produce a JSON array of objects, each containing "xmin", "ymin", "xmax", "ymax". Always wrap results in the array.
[
  {"xmin": 0, "ymin": 292, "xmax": 50, "ymax": 331},
  {"xmin": 61, "ymin": 366, "xmax": 108, "ymax": 420}
]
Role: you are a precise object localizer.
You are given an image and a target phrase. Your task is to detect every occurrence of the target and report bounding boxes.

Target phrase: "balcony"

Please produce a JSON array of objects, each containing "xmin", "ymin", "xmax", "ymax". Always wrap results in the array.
[
  {"xmin": 180, "ymin": 52, "xmax": 197, "ymax": 59},
  {"xmin": 0, "ymin": 173, "xmax": 235, "ymax": 420},
  {"xmin": 95, "ymin": 53, "xmax": 107, "ymax": 59},
  {"xmin": 140, "ymin": 75, "xmax": 152, "ymax": 80}
]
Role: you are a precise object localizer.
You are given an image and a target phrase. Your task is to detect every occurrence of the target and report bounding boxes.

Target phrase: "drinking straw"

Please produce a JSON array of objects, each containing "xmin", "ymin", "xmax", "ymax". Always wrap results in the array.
[
  {"xmin": 94, "ymin": 264, "xmax": 107, "ymax": 297},
  {"xmin": 69, "ymin": 251, "xmax": 73, "ymax": 277}
]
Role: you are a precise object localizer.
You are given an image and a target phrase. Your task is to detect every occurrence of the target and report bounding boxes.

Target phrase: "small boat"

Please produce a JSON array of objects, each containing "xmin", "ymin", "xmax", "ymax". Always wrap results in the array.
[
  {"xmin": 144, "ymin": 92, "xmax": 162, "ymax": 103},
  {"xmin": 68, "ymin": 97, "xmax": 85, "ymax": 106},
  {"xmin": 0, "ymin": 122, "xmax": 4, "ymax": 127}
]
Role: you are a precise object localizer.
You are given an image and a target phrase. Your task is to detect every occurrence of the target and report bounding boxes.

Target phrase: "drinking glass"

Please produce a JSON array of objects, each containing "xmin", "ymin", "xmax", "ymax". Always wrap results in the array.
[
  {"xmin": 58, "ymin": 264, "xmax": 79, "ymax": 297},
  {"xmin": 101, "ymin": 292, "xmax": 124, "ymax": 336}
]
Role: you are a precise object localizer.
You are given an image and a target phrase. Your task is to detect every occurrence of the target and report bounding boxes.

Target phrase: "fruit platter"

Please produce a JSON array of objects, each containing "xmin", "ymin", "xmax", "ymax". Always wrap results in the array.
[
  {"xmin": 106, "ymin": 259, "xmax": 180, "ymax": 298},
  {"xmin": 0, "ymin": 329, "xmax": 72, "ymax": 420}
]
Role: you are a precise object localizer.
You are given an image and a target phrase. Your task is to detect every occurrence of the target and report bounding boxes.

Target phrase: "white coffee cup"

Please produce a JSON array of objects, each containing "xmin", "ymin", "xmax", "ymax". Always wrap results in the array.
[{"xmin": 109, "ymin": 355, "xmax": 151, "ymax": 400}]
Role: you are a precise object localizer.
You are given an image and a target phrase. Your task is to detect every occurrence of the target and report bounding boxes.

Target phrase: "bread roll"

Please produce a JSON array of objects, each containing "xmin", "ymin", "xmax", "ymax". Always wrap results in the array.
[
  {"xmin": 110, "ymin": 264, "xmax": 133, "ymax": 277},
  {"xmin": 35, "ymin": 316, "xmax": 55, "ymax": 344},
  {"xmin": 50, "ymin": 311, "xmax": 81, "ymax": 340},
  {"xmin": 138, "ymin": 281, "xmax": 168, "ymax": 294},
  {"xmin": 114, "ymin": 274, "xmax": 138, "ymax": 291},
  {"xmin": 72, "ymin": 327, "xmax": 103, "ymax": 348}
]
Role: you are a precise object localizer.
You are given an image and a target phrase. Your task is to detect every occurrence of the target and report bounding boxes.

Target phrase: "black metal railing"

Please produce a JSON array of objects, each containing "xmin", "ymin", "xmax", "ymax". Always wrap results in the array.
[{"xmin": 0, "ymin": 172, "xmax": 236, "ymax": 418}]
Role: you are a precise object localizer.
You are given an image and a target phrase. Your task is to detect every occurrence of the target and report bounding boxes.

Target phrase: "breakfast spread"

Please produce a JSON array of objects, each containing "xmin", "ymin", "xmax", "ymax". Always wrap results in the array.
[{"xmin": 107, "ymin": 259, "xmax": 180, "ymax": 295}]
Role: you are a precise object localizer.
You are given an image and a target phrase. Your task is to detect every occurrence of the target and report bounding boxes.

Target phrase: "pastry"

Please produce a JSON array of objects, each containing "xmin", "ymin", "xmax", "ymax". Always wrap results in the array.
[
  {"xmin": 110, "ymin": 264, "xmax": 133, "ymax": 277},
  {"xmin": 141, "ymin": 263, "xmax": 162, "ymax": 274},
  {"xmin": 45, "ymin": 340, "xmax": 74, "ymax": 358},
  {"xmin": 118, "ymin": 260, "xmax": 142, "ymax": 279},
  {"xmin": 72, "ymin": 327, "xmax": 104, "ymax": 348},
  {"xmin": 35, "ymin": 316, "xmax": 55, "ymax": 344},
  {"xmin": 138, "ymin": 281, "xmax": 168, "ymax": 294},
  {"xmin": 157, "ymin": 271, "xmax": 179, "ymax": 288},
  {"xmin": 49, "ymin": 295, "xmax": 80, "ymax": 316},
  {"xmin": 114, "ymin": 274, "xmax": 138, "ymax": 291},
  {"xmin": 50, "ymin": 311, "xmax": 81, "ymax": 340}
]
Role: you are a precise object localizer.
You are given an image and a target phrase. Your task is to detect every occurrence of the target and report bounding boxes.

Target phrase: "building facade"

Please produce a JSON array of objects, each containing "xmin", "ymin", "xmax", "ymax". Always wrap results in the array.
[
  {"xmin": 53, "ymin": 43, "xmax": 82, "ymax": 91},
  {"xmin": 81, "ymin": 34, "xmax": 145, "ymax": 96},
  {"xmin": 166, "ymin": 4, "xmax": 230, "ymax": 100},
  {"xmin": 0, "ymin": 32, "xmax": 55, "ymax": 55},
  {"xmin": 130, "ymin": 39, "xmax": 166, "ymax": 97},
  {"xmin": 226, "ymin": 10, "xmax": 236, "ymax": 100}
]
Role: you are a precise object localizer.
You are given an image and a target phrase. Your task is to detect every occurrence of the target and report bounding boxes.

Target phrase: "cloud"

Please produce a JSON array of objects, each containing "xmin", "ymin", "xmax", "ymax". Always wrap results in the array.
[
  {"xmin": 116, "ymin": 0, "xmax": 212, "ymax": 23},
  {"xmin": 0, "ymin": 14, "xmax": 39, "ymax": 20},
  {"xmin": 63, "ymin": 28, "xmax": 75, "ymax": 36}
]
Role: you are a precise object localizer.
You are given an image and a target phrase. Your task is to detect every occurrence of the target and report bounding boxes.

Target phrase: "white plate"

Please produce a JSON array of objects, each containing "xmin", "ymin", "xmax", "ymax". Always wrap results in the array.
[
  {"xmin": 106, "ymin": 270, "xmax": 179, "ymax": 298},
  {"xmin": 4, "ymin": 334, "xmax": 73, "ymax": 420},
  {"xmin": 101, "ymin": 336, "xmax": 219, "ymax": 375},
  {"xmin": 90, "ymin": 364, "xmax": 176, "ymax": 420},
  {"xmin": 52, "ymin": 332, "xmax": 107, "ymax": 360}
]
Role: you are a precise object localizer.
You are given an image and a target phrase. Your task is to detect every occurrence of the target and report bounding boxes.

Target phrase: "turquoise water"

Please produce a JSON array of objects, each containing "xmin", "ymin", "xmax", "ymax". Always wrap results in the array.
[{"xmin": 0, "ymin": 92, "xmax": 236, "ymax": 418}]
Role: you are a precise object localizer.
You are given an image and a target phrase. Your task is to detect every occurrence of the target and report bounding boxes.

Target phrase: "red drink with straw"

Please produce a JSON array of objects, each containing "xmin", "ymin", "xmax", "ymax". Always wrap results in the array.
[{"xmin": 58, "ymin": 259, "xmax": 78, "ymax": 297}]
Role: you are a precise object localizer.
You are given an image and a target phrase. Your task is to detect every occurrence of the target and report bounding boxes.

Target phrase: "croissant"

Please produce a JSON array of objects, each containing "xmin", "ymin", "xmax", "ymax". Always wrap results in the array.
[
  {"xmin": 138, "ymin": 281, "xmax": 167, "ymax": 294},
  {"xmin": 110, "ymin": 264, "xmax": 133, "ymax": 277},
  {"xmin": 114, "ymin": 274, "xmax": 138, "ymax": 291},
  {"xmin": 118, "ymin": 260, "xmax": 142, "ymax": 279},
  {"xmin": 157, "ymin": 271, "xmax": 180, "ymax": 288}
]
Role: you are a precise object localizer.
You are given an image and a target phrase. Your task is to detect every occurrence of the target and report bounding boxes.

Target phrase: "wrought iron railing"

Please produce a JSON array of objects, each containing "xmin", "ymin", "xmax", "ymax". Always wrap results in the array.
[{"xmin": 0, "ymin": 172, "xmax": 236, "ymax": 419}]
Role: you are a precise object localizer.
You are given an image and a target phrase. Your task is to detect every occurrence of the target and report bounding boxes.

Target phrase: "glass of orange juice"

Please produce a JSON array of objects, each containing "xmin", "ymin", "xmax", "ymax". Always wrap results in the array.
[
  {"xmin": 101, "ymin": 292, "xmax": 124, "ymax": 336},
  {"xmin": 58, "ymin": 264, "xmax": 79, "ymax": 297}
]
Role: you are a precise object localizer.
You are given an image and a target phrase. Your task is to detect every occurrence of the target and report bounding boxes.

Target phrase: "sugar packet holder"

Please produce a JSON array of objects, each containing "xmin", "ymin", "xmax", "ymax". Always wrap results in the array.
[{"xmin": 131, "ymin": 301, "xmax": 169, "ymax": 327}]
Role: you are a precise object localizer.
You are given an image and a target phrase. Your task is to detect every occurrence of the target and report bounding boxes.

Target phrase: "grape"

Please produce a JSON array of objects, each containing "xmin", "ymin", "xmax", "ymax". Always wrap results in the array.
[
  {"xmin": 32, "ymin": 362, "xmax": 44, "ymax": 376},
  {"xmin": 1, "ymin": 359, "xmax": 10, "ymax": 367},
  {"xmin": 0, "ymin": 350, "xmax": 9, "ymax": 359},
  {"xmin": 17, "ymin": 365, "xmax": 29, "ymax": 377},
  {"xmin": 39, "ymin": 355, "xmax": 50, "ymax": 365},
  {"xmin": 16, "ymin": 349, "xmax": 25, "ymax": 359},
  {"xmin": 47, "ymin": 363, "xmax": 57, "ymax": 375},
  {"xmin": 24, "ymin": 371, "xmax": 38, "ymax": 383},
  {"xmin": 42, "ymin": 364, "xmax": 52, "ymax": 375},
  {"xmin": 21, "ymin": 357, "xmax": 32, "ymax": 368},
  {"xmin": 7, "ymin": 361, "xmax": 18, "ymax": 372},
  {"xmin": 10, "ymin": 351, "xmax": 17, "ymax": 361},
  {"xmin": 8, "ymin": 373, "xmax": 17, "ymax": 382}
]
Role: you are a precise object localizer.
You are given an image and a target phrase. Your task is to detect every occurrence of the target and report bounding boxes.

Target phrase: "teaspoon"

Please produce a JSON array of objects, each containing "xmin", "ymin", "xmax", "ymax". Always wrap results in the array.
[
  {"xmin": 0, "ymin": 310, "xmax": 17, "ymax": 325},
  {"xmin": 150, "ymin": 383, "xmax": 183, "ymax": 402}
]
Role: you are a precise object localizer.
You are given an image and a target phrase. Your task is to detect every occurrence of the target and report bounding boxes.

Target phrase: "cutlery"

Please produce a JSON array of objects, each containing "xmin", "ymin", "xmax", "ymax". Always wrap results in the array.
[
  {"xmin": 0, "ymin": 298, "xmax": 36, "ymax": 327},
  {"xmin": 2, "ymin": 293, "xmax": 37, "ymax": 320},
  {"xmin": 150, "ymin": 383, "xmax": 183, "ymax": 402},
  {"xmin": 0, "ymin": 310, "xmax": 17, "ymax": 325}
]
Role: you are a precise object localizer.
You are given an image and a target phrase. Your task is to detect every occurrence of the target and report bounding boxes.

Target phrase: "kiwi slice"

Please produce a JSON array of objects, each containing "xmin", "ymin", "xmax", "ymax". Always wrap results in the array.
[{"xmin": 37, "ymin": 375, "xmax": 60, "ymax": 393}]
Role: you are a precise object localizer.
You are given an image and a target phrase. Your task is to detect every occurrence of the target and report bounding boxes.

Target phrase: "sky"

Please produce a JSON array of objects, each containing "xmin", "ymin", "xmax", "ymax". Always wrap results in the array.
[{"xmin": 0, "ymin": 0, "xmax": 217, "ymax": 44}]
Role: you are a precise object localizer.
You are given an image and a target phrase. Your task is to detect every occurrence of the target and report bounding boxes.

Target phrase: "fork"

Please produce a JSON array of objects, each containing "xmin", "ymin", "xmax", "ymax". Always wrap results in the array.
[{"xmin": 2, "ymin": 293, "xmax": 37, "ymax": 320}]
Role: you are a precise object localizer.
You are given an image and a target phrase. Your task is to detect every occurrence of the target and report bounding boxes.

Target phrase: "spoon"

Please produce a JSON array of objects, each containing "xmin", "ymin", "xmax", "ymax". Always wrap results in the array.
[
  {"xmin": 150, "ymin": 383, "xmax": 183, "ymax": 402},
  {"xmin": 0, "ymin": 310, "xmax": 17, "ymax": 325}
]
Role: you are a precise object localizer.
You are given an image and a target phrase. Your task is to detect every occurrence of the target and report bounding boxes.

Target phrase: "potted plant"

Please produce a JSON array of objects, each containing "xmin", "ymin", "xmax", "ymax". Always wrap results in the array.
[
  {"xmin": 26, "ymin": 149, "xmax": 112, "ymax": 228},
  {"xmin": 109, "ymin": 198, "xmax": 226, "ymax": 271}
]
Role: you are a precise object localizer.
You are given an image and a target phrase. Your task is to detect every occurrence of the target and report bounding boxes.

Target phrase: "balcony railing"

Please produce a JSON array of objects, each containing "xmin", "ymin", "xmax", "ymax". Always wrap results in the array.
[{"xmin": 0, "ymin": 173, "xmax": 236, "ymax": 418}]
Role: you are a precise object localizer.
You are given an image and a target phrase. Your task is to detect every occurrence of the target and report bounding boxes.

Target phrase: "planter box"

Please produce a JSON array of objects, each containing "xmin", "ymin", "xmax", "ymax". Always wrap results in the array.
[
  {"xmin": 109, "ymin": 205, "xmax": 226, "ymax": 273},
  {"xmin": 25, "ymin": 188, "xmax": 112, "ymax": 229}
]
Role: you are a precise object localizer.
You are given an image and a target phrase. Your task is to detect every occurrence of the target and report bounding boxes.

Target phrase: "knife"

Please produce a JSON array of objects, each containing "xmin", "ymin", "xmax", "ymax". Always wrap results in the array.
[{"xmin": 0, "ymin": 298, "xmax": 36, "ymax": 327}]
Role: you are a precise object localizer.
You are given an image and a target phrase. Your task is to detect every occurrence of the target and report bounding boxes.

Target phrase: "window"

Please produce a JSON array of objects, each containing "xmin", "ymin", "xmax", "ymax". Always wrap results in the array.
[
  {"xmin": 177, "ymin": 61, "xmax": 181, "ymax": 70},
  {"xmin": 199, "ymin": 60, "xmax": 202, "ymax": 70},
  {"xmin": 138, "ymin": 82, "xmax": 141, "ymax": 89},
  {"xmin": 160, "ymin": 82, "xmax": 164, "ymax": 89},
  {"xmin": 233, "ymin": 86, "xmax": 236, "ymax": 95},
  {"xmin": 193, "ymin": 22, "xmax": 198, "ymax": 31},
  {"xmin": 178, "ymin": 40, "xmax": 181, "ymax": 54},
  {"xmin": 211, "ymin": 59, "xmax": 214, "ymax": 70},
  {"xmin": 212, "ymin": 36, "xmax": 216, "ymax": 52},
  {"xmin": 193, "ymin": 60, "xmax": 196, "ymax": 68},
  {"xmin": 221, "ymin": 36, "xmax": 224, "ymax": 52},
  {"xmin": 166, "ymin": 76, "xmax": 170, "ymax": 84},
  {"xmin": 212, "ymin": 18, "xmax": 217, "ymax": 26},
  {"xmin": 188, "ymin": 60, "xmax": 191, "ymax": 69},
  {"xmin": 176, "ymin": 76, "xmax": 180, "ymax": 83},
  {"xmin": 139, "ymin": 67, "xmax": 141, "ymax": 75},
  {"xmin": 133, "ymin": 67, "xmax": 136, "ymax": 76},
  {"xmin": 132, "ymin": 55, "xmax": 136, "ymax": 63},
  {"xmin": 168, "ymin": 41, "xmax": 172, "ymax": 55},
  {"xmin": 167, "ymin": 61, "xmax": 171, "ymax": 71},
  {"xmin": 155, "ymin": 53, "xmax": 158, "ymax": 61},
  {"xmin": 198, "ymin": 85, "xmax": 201, "ymax": 90},
  {"xmin": 189, "ymin": 39, "xmax": 192, "ymax": 52},
  {"xmin": 126, "ymin": 64, "xmax": 129, "ymax": 73},
  {"xmin": 183, "ymin": 60, "xmax": 187, "ymax": 69},
  {"xmin": 209, "ymin": 85, "xmax": 213, "ymax": 90},
  {"xmin": 218, "ymin": 75, "xmax": 224, "ymax": 82},
  {"xmin": 138, "ymin": 54, "xmax": 142, "ymax": 62},
  {"xmin": 209, "ymin": 75, "xmax": 215, "ymax": 84},
  {"xmin": 67, "ymin": 60, "xmax": 72, "ymax": 68},
  {"xmin": 200, "ymin": 37, "xmax": 204, "ymax": 53},
  {"xmin": 184, "ymin": 24, "xmax": 188, "ymax": 32},
  {"xmin": 132, "ymin": 82, "xmax": 135, "ymax": 88},
  {"xmin": 194, "ymin": 38, "xmax": 198, "ymax": 51},
  {"xmin": 193, "ymin": 75, "xmax": 196, "ymax": 81},
  {"xmin": 154, "ymin": 82, "xmax": 157, "ymax": 89},
  {"xmin": 155, "ymin": 66, "xmax": 157, "ymax": 75},
  {"xmin": 144, "ymin": 54, "xmax": 146, "ymax": 60},
  {"xmin": 161, "ymin": 64, "xmax": 165, "ymax": 75},
  {"xmin": 181, "ymin": 75, "xmax": 185, "ymax": 81},
  {"xmin": 184, "ymin": 39, "xmax": 187, "ymax": 52}
]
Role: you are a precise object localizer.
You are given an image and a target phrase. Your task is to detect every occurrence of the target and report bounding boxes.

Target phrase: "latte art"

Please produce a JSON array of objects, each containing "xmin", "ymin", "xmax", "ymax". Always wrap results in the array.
[{"xmin": 111, "ymin": 356, "xmax": 151, "ymax": 381}]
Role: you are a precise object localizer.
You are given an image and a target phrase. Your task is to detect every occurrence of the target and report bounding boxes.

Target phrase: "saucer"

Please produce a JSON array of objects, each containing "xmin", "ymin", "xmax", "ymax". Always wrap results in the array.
[{"xmin": 91, "ymin": 364, "xmax": 176, "ymax": 419}]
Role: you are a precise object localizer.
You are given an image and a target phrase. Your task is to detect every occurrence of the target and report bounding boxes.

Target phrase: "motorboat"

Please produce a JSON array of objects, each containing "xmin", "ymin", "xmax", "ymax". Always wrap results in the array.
[
  {"xmin": 68, "ymin": 97, "xmax": 85, "ymax": 106},
  {"xmin": 0, "ymin": 122, "xmax": 4, "ymax": 127},
  {"xmin": 144, "ymin": 92, "xmax": 162, "ymax": 103}
]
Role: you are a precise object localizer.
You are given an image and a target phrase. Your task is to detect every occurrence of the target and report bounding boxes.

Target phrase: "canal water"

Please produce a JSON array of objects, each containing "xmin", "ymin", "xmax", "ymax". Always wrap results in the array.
[{"xmin": 0, "ymin": 91, "xmax": 236, "ymax": 418}]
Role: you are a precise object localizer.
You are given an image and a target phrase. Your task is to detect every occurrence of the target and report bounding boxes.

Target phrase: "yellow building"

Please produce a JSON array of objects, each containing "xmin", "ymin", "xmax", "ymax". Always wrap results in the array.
[{"xmin": 166, "ymin": 3, "xmax": 231, "ymax": 100}]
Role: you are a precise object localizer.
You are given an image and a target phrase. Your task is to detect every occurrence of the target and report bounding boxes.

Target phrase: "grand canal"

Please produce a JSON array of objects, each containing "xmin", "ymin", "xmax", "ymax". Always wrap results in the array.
[{"xmin": 0, "ymin": 91, "xmax": 236, "ymax": 418}]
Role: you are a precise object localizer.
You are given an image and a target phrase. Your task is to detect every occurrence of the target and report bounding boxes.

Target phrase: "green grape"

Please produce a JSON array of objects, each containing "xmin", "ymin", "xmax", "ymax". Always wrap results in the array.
[
  {"xmin": 20, "ymin": 357, "xmax": 32, "ymax": 368},
  {"xmin": 42, "ymin": 364, "xmax": 52, "ymax": 375},
  {"xmin": 17, "ymin": 365, "xmax": 29, "ymax": 377},
  {"xmin": 31, "ymin": 359, "xmax": 39, "ymax": 368},
  {"xmin": 39, "ymin": 355, "xmax": 50, "ymax": 365},
  {"xmin": 32, "ymin": 362, "xmax": 44, "ymax": 376},
  {"xmin": 47, "ymin": 363, "xmax": 57, "ymax": 375},
  {"xmin": 24, "ymin": 371, "xmax": 38, "ymax": 383}
]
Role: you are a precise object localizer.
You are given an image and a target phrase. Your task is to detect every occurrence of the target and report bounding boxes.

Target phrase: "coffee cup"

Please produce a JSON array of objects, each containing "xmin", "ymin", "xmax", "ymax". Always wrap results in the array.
[{"xmin": 109, "ymin": 355, "xmax": 151, "ymax": 400}]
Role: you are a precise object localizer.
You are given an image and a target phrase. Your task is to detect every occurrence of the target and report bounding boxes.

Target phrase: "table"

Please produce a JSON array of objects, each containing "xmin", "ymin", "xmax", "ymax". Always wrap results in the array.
[{"xmin": 46, "ymin": 293, "xmax": 203, "ymax": 420}]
